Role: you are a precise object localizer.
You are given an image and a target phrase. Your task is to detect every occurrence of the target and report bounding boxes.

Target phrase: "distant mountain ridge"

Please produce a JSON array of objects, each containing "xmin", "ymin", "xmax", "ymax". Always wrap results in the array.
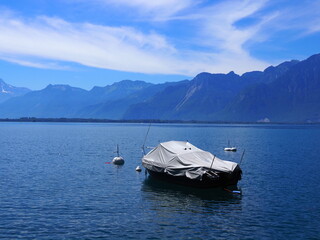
[
  {"xmin": 123, "ymin": 58, "xmax": 307, "ymax": 121},
  {"xmin": 124, "ymin": 71, "xmax": 245, "ymax": 120},
  {"xmin": 0, "ymin": 79, "xmax": 30, "ymax": 103},
  {"xmin": 88, "ymin": 80, "xmax": 153, "ymax": 103},
  {"xmin": 0, "ymin": 84, "xmax": 88, "ymax": 118},
  {"xmin": 0, "ymin": 53, "xmax": 319, "ymax": 122},
  {"xmin": 0, "ymin": 80, "xmax": 155, "ymax": 118},
  {"xmin": 223, "ymin": 54, "xmax": 320, "ymax": 122},
  {"xmin": 77, "ymin": 81, "xmax": 186, "ymax": 119}
]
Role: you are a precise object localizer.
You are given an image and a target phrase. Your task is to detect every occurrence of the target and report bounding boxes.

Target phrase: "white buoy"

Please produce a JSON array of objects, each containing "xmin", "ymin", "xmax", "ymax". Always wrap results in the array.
[
  {"xmin": 135, "ymin": 166, "xmax": 142, "ymax": 172},
  {"xmin": 112, "ymin": 144, "xmax": 125, "ymax": 165},
  {"xmin": 224, "ymin": 140, "xmax": 237, "ymax": 152},
  {"xmin": 224, "ymin": 147, "xmax": 237, "ymax": 152},
  {"xmin": 112, "ymin": 156, "xmax": 124, "ymax": 165}
]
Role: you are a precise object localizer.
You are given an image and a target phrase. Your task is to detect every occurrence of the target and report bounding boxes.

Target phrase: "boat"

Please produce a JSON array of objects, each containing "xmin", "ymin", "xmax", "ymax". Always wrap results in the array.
[
  {"xmin": 142, "ymin": 141, "xmax": 242, "ymax": 188},
  {"xmin": 224, "ymin": 140, "xmax": 237, "ymax": 152},
  {"xmin": 224, "ymin": 147, "xmax": 237, "ymax": 152},
  {"xmin": 112, "ymin": 144, "xmax": 124, "ymax": 165}
]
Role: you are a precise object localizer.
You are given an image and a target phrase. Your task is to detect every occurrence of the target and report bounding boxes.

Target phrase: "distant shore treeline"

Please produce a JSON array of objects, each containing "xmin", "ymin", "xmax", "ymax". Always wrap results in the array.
[{"xmin": 0, "ymin": 117, "xmax": 319, "ymax": 125}]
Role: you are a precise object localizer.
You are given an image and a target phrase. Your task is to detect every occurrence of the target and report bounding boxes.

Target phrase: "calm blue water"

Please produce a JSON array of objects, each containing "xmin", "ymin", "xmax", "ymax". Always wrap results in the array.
[{"xmin": 0, "ymin": 122, "xmax": 319, "ymax": 239}]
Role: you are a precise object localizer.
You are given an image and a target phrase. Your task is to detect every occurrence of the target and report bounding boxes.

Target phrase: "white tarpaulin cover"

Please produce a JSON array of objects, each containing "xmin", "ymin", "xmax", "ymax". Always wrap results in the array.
[{"xmin": 142, "ymin": 141, "xmax": 238, "ymax": 180}]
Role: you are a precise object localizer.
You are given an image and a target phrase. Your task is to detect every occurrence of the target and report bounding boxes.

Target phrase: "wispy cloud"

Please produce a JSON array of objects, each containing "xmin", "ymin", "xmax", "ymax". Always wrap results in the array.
[
  {"xmin": 0, "ymin": 8, "xmax": 268, "ymax": 75},
  {"xmin": 0, "ymin": 56, "xmax": 71, "ymax": 70},
  {"xmin": 0, "ymin": 0, "xmax": 319, "ymax": 77},
  {"xmin": 261, "ymin": 0, "xmax": 320, "ymax": 36},
  {"xmin": 0, "ymin": 14, "xmax": 188, "ymax": 74},
  {"xmin": 198, "ymin": 0, "xmax": 268, "ymax": 50}
]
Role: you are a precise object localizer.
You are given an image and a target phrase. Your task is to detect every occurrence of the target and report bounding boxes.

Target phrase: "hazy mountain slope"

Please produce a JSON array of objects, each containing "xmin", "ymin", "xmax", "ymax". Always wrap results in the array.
[
  {"xmin": 124, "ymin": 81, "xmax": 190, "ymax": 120},
  {"xmin": 223, "ymin": 54, "xmax": 320, "ymax": 122},
  {"xmin": 124, "ymin": 58, "xmax": 304, "ymax": 121},
  {"xmin": 0, "ymin": 53, "xmax": 319, "ymax": 122},
  {"xmin": 77, "ymin": 81, "xmax": 187, "ymax": 119},
  {"xmin": 88, "ymin": 80, "xmax": 153, "ymax": 103},
  {"xmin": 0, "ymin": 79, "xmax": 30, "ymax": 103},
  {"xmin": 241, "ymin": 60, "xmax": 299, "ymax": 85},
  {"xmin": 0, "ymin": 80, "xmax": 154, "ymax": 118},
  {"xmin": 124, "ymin": 71, "xmax": 261, "ymax": 120},
  {"xmin": 0, "ymin": 85, "xmax": 89, "ymax": 118}
]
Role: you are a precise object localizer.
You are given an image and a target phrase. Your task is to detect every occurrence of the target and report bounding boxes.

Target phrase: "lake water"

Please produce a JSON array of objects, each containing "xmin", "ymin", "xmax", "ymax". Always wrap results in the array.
[{"xmin": 0, "ymin": 122, "xmax": 319, "ymax": 239}]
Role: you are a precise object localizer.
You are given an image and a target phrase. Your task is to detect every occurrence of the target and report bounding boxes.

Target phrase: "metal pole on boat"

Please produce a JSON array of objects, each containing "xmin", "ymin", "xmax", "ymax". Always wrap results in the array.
[
  {"xmin": 142, "ymin": 123, "xmax": 151, "ymax": 155},
  {"xmin": 209, "ymin": 155, "xmax": 216, "ymax": 170},
  {"xmin": 239, "ymin": 149, "xmax": 246, "ymax": 165},
  {"xmin": 116, "ymin": 144, "xmax": 120, "ymax": 157}
]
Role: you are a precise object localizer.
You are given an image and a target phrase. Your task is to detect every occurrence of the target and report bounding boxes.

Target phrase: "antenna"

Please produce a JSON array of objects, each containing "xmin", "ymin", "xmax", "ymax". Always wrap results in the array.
[
  {"xmin": 209, "ymin": 155, "xmax": 216, "ymax": 170},
  {"xmin": 239, "ymin": 149, "xmax": 246, "ymax": 165},
  {"xmin": 142, "ymin": 123, "xmax": 151, "ymax": 155},
  {"xmin": 116, "ymin": 144, "xmax": 120, "ymax": 157}
]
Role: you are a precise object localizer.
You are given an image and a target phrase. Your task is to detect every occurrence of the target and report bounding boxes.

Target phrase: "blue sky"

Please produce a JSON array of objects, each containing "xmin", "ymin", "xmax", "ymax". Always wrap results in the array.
[{"xmin": 0, "ymin": 0, "xmax": 319, "ymax": 90}]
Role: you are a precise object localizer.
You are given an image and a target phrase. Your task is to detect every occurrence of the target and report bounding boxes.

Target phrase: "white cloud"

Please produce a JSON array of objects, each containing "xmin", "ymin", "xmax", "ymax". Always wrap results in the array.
[
  {"xmin": 187, "ymin": 0, "xmax": 320, "ymax": 68},
  {"xmin": 264, "ymin": 1, "xmax": 320, "ymax": 36},
  {"xmin": 0, "ymin": 0, "xmax": 319, "ymax": 78},
  {"xmin": 0, "ymin": 9, "xmax": 269, "ymax": 76},
  {"xmin": 0, "ymin": 56, "xmax": 71, "ymax": 70},
  {"xmin": 0, "ymin": 14, "xmax": 188, "ymax": 74}
]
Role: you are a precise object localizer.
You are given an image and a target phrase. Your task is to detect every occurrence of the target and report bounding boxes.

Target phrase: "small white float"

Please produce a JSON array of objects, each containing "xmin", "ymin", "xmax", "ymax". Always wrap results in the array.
[
  {"xmin": 224, "ymin": 141, "xmax": 237, "ymax": 152},
  {"xmin": 135, "ymin": 166, "xmax": 142, "ymax": 172},
  {"xmin": 112, "ymin": 144, "xmax": 125, "ymax": 165},
  {"xmin": 224, "ymin": 147, "xmax": 237, "ymax": 152}
]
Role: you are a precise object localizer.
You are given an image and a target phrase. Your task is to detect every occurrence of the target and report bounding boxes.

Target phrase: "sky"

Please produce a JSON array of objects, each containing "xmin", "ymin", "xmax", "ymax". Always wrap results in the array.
[{"xmin": 0, "ymin": 0, "xmax": 319, "ymax": 90}]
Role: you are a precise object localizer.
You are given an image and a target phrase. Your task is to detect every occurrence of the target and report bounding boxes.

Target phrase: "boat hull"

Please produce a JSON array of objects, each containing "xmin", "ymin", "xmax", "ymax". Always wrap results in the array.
[{"xmin": 146, "ymin": 166, "xmax": 242, "ymax": 189}]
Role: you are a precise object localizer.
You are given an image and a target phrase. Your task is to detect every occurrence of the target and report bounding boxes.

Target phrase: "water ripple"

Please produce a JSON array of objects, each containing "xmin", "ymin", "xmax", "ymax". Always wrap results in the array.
[{"xmin": 0, "ymin": 122, "xmax": 319, "ymax": 239}]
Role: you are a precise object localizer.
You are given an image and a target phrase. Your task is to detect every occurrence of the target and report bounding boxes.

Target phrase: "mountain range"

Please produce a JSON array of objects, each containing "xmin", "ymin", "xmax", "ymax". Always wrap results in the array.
[
  {"xmin": 0, "ymin": 79, "xmax": 30, "ymax": 103},
  {"xmin": 0, "ymin": 53, "xmax": 319, "ymax": 123}
]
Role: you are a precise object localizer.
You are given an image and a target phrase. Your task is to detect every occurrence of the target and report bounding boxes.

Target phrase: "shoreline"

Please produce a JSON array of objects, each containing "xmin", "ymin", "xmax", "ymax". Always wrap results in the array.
[{"xmin": 0, "ymin": 117, "xmax": 319, "ymax": 125}]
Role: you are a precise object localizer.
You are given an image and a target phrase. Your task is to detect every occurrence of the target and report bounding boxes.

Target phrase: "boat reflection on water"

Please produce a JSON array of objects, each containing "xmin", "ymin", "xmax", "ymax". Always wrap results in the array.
[{"xmin": 141, "ymin": 176, "xmax": 242, "ymax": 215}]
